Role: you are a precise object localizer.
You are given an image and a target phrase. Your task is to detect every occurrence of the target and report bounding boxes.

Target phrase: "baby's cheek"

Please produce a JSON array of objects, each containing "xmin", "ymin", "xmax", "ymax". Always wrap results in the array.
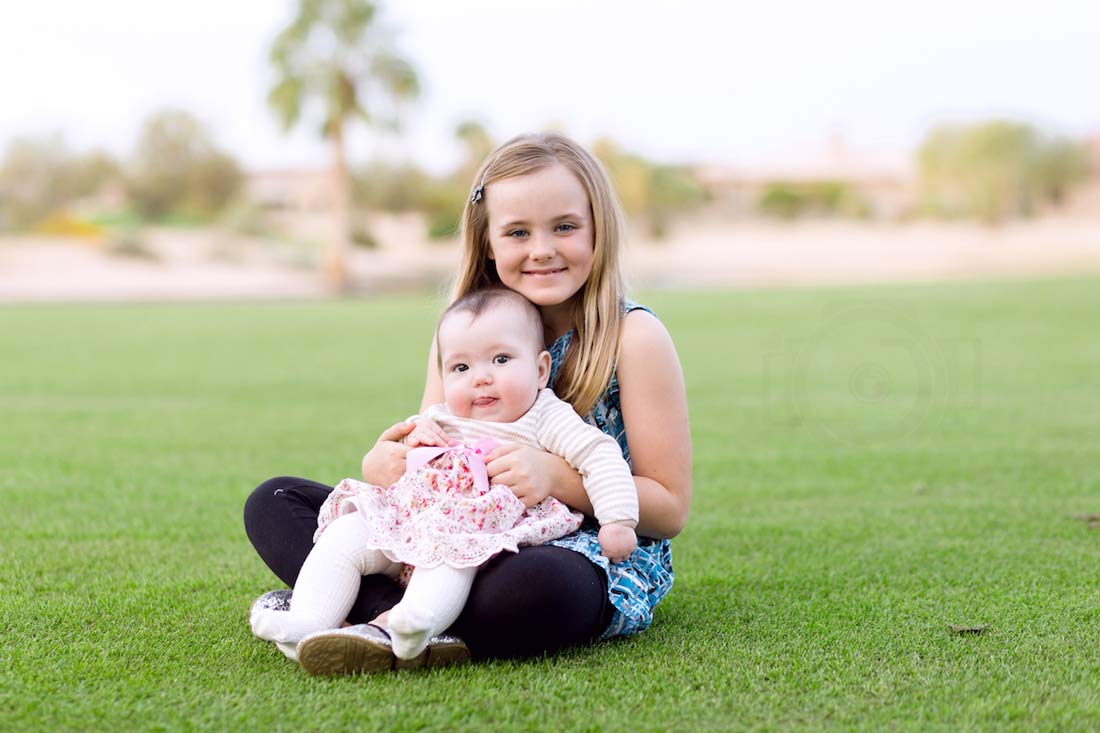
[{"xmin": 444, "ymin": 390, "xmax": 471, "ymax": 418}]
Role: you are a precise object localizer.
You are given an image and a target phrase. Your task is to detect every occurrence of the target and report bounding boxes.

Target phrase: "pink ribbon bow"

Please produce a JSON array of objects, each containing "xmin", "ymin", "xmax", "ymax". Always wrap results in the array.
[{"xmin": 405, "ymin": 437, "xmax": 501, "ymax": 494}]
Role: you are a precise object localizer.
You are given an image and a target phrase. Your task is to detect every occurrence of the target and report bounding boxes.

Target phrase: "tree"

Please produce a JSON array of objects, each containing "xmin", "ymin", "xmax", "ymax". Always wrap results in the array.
[
  {"xmin": 0, "ymin": 135, "xmax": 77, "ymax": 229},
  {"xmin": 268, "ymin": 0, "xmax": 420, "ymax": 291},
  {"xmin": 917, "ymin": 120, "xmax": 1089, "ymax": 224},
  {"xmin": 127, "ymin": 109, "xmax": 242, "ymax": 220},
  {"xmin": 0, "ymin": 135, "xmax": 122, "ymax": 230},
  {"xmin": 593, "ymin": 137, "xmax": 707, "ymax": 238}
]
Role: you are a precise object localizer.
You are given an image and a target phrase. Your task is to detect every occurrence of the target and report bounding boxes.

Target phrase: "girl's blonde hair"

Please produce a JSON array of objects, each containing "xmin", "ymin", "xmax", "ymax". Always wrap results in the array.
[{"xmin": 451, "ymin": 132, "xmax": 626, "ymax": 418}]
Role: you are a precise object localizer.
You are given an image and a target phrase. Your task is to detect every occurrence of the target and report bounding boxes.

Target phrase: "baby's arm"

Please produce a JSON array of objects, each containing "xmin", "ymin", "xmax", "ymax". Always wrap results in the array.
[{"xmin": 534, "ymin": 392, "xmax": 639, "ymax": 562}]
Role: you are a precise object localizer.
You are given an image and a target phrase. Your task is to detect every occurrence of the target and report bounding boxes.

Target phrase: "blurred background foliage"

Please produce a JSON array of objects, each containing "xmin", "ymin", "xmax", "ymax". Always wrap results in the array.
[
  {"xmin": 0, "ymin": 110, "xmax": 243, "ymax": 236},
  {"xmin": 0, "ymin": 0, "xmax": 1094, "ymax": 258},
  {"xmin": 1, "ymin": 112, "xmax": 1093, "ymax": 242},
  {"xmin": 757, "ymin": 181, "xmax": 870, "ymax": 221},
  {"xmin": 593, "ymin": 137, "xmax": 709, "ymax": 238},
  {"xmin": 349, "ymin": 121, "xmax": 712, "ymax": 242},
  {"xmin": 917, "ymin": 120, "xmax": 1089, "ymax": 224},
  {"xmin": 0, "ymin": 135, "xmax": 121, "ymax": 232},
  {"xmin": 126, "ymin": 109, "xmax": 243, "ymax": 221}
]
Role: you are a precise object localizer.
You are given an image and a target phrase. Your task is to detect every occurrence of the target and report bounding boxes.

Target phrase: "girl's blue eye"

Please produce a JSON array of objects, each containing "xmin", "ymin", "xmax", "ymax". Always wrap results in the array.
[
  {"xmin": 556, "ymin": 223, "xmax": 576, "ymax": 232},
  {"xmin": 493, "ymin": 354, "xmax": 510, "ymax": 365},
  {"xmin": 508, "ymin": 229, "xmax": 528, "ymax": 238}
]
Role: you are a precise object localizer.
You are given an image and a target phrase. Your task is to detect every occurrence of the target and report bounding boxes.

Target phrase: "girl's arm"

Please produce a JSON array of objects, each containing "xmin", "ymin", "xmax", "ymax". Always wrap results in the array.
[
  {"xmin": 360, "ymin": 420, "xmax": 415, "ymax": 486},
  {"xmin": 613, "ymin": 310, "xmax": 692, "ymax": 538},
  {"xmin": 420, "ymin": 337, "xmax": 445, "ymax": 411},
  {"xmin": 487, "ymin": 311, "xmax": 692, "ymax": 539}
]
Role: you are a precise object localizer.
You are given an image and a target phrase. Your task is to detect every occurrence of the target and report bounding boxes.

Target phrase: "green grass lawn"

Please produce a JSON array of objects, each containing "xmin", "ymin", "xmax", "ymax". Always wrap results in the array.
[{"xmin": 3, "ymin": 276, "xmax": 1100, "ymax": 732}]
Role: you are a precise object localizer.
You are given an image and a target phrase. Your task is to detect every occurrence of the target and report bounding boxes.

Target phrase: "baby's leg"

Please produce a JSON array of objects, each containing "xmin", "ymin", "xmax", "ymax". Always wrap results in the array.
[
  {"xmin": 251, "ymin": 513, "xmax": 402, "ymax": 643},
  {"xmin": 388, "ymin": 565, "xmax": 477, "ymax": 659}
]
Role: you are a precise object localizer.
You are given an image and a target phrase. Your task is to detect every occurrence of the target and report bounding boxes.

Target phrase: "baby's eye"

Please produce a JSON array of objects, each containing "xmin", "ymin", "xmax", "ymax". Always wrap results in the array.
[
  {"xmin": 492, "ymin": 354, "xmax": 510, "ymax": 365},
  {"xmin": 556, "ymin": 223, "xmax": 577, "ymax": 233},
  {"xmin": 451, "ymin": 363, "xmax": 468, "ymax": 373}
]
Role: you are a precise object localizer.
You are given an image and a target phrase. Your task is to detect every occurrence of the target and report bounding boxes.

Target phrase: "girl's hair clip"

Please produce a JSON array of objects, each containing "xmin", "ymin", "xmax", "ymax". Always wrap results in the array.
[{"xmin": 470, "ymin": 169, "xmax": 488, "ymax": 203}]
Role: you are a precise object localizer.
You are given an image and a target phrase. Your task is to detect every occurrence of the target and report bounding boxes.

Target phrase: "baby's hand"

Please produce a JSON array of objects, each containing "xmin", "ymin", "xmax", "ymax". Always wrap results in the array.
[
  {"xmin": 598, "ymin": 521, "xmax": 638, "ymax": 564},
  {"xmin": 404, "ymin": 417, "xmax": 450, "ymax": 448}
]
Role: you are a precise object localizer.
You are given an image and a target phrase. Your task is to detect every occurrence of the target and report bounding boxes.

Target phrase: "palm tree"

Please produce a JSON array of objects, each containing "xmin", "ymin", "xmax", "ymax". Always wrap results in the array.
[{"xmin": 268, "ymin": 0, "xmax": 419, "ymax": 291}]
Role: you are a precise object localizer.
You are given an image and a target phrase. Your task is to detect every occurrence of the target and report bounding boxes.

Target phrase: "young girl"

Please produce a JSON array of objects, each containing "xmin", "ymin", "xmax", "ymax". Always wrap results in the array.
[
  {"xmin": 244, "ymin": 132, "xmax": 691, "ymax": 671},
  {"xmin": 249, "ymin": 288, "xmax": 639, "ymax": 664}
]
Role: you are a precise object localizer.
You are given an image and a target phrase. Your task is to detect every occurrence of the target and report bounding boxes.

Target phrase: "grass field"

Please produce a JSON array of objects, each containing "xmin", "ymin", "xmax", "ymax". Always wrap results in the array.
[{"xmin": 3, "ymin": 276, "xmax": 1100, "ymax": 732}]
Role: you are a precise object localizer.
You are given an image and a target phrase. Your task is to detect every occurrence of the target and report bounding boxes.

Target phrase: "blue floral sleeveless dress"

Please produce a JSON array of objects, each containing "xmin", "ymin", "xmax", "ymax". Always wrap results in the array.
[{"xmin": 544, "ymin": 302, "xmax": 675, "ymax": 638}]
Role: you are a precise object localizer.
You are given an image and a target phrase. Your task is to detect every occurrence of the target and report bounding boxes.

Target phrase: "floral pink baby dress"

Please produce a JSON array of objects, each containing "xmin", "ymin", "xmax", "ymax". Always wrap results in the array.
[{"xmin": 315, "ymin": 438, "xmax": 583, "ymax": 570}]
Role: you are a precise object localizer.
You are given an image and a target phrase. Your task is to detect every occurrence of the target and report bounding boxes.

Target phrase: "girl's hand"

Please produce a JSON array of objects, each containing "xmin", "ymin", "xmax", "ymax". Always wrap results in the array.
[
  {"xmin": 598, "ymin": 522, "xmax": 638, "ymax": 563},
  {"xmin": 485, "ymin": 443, "xmax": 564, "ymax": 508},
  {"xmin": 360, "ymin": 421, "xmax": 415, "ymax": 487},
  {"xmin": 404, "ymin": 417, "xmax": 450, "ymax": 448}
]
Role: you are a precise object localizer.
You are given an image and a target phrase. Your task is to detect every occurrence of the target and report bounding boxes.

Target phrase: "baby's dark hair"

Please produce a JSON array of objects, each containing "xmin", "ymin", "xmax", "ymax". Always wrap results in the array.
[{"xmin": 436, "ymin": 288, "xmax": 546, "ymax": 369}]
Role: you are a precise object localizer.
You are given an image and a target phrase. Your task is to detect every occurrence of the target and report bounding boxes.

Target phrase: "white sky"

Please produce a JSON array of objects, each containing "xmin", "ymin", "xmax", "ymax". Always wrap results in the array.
[{"xmin": 1, "ymin": 0, "xmax": 1097, "ymax": 173}]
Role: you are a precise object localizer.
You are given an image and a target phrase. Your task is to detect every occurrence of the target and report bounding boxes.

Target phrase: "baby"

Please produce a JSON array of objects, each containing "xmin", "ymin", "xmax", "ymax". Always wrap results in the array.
[{"xmin": 250, "ymin": 287, "xmax": 638, "ymax": 661}]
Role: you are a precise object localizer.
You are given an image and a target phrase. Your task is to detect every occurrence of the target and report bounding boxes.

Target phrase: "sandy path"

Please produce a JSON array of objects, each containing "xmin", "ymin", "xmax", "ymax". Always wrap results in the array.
[
  {"xmin": 625, "ymin": 217, "xmax": 1100, "ymax": 288},
  {"xmin": 2, "ymin": 214, "xmax": 1099, "ymax": 302}
]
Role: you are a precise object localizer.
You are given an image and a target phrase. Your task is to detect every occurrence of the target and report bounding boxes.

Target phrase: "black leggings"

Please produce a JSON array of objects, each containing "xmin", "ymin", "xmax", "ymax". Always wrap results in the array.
[{"xmin": 243, "ymin": 476, "xmax": 613, "ymax": 660}]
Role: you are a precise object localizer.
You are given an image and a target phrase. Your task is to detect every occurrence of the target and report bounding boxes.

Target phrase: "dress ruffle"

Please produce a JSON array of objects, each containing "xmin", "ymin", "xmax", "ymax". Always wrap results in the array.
[{"xmin": 316, "ymin": 450, "xmax": 582, "ymax": 569}]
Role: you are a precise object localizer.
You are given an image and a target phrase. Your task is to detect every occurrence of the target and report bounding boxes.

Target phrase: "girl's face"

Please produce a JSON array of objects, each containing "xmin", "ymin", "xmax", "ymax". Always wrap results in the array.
[
  {"xmin": 437, "ymin": 302, "xmax": 551, "ymax": 422},
  {"xmin": 485, "ymin": 163, "xmax": 595, "ymax": 326}
]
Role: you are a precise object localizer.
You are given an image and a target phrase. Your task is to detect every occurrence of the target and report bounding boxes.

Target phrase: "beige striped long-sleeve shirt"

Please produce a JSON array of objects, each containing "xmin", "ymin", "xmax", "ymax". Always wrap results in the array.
[{"xmin": 420, "ymin": 388, "xmax": 638, "ymax": 526}]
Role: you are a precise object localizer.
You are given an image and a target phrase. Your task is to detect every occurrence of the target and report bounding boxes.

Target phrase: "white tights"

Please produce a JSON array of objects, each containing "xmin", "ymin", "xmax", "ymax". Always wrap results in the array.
[{"xmin": 250, "ymin": 512, "xmax": 476, "ymax": 659}]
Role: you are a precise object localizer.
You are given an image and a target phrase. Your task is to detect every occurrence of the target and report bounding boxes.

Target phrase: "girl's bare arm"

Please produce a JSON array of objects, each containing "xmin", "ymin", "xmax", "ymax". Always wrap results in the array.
[
  {"xmin": 527, "ymin": 311, "xmax": 692, "ymax": 539},
  {"xmin": 420, "ymin": 337, "xmax": 445, "ymax": 411},
  {"xmin": 613, "ymin": 310, "xmax": 692, "ymax": 538}
]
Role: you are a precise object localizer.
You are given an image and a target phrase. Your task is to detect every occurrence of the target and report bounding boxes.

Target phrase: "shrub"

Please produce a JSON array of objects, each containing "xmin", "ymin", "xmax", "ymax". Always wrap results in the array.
[
  {"xmin": 218, "ymin": 202, "xmax": 271, "ymax": 238},
  {"xmin": 426, "ymin": 211, "xmax": 460, "ymax": 240},
  {"xmin": 33, "ymin": 214, "xmax": 104, "ymax": 239},
  {"xmin": 352, "ymin": 162, "xmax": 431, "ymax": 212},
  {"xmin": 917, "ymin": 120, "xmax": 1089, "ymax": 224},
  {"xmin": 351, "ymin": 224, "xmax": 377, "ymax": 249},
  {"xmin": 420, "ymin": 179, "xmax": 465, "ymax": 241},
  {"xmin": 594, "ymin": 138, "xmax": 708, "ymax": 238},
  {"xmin": 0, "ymin": 136, "xmax": 122, "ymax": 231},
  {"xmin": 757, "ymin": 181, "xmax": 869, "ymax": 220},
  {"xmin": 126, "ymin": 109, "xmax": 243, "ymax": 221},
  {"xmin": 104, "ymin": 226, "xmax": 157, "ymax": 260}
]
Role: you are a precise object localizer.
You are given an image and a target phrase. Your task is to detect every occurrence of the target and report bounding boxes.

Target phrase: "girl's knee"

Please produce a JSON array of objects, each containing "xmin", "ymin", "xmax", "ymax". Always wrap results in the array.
[
  {"xmin": 471, "ymin": 547, "xmax": 606, "ymax": 617},
  {"xmin": 243, "ymin": 476, "xmax": 296, "ymax": 519}
]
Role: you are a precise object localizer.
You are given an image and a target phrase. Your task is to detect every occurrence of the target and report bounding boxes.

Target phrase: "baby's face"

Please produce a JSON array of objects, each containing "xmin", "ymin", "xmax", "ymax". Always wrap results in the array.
[{"xmin": 437, "ymin": 303, "xmax": 550, "ymax": 422}]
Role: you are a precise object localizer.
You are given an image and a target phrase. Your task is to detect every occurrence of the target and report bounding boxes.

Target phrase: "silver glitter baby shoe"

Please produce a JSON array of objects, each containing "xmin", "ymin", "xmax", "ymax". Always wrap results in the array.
[
  {"xmin": 296, "ymin": 624, "xmax": 470, "ymax": 675},
  {"xmin": 248, "ymin": 589, "xmax": 292, "ymax": 618}
]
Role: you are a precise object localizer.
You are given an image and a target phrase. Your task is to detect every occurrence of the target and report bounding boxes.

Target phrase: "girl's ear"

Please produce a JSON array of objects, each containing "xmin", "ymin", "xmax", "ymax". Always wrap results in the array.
[{"xmin": 536, "ymin": 350, "xmax": 551, "ymax": 388}]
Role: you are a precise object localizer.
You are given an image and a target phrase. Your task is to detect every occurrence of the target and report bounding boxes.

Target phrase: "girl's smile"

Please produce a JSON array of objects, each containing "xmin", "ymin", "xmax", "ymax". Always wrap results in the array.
[{"xmin": 522, "ymin": 267, "xmax": 567, "ymax": 278}]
